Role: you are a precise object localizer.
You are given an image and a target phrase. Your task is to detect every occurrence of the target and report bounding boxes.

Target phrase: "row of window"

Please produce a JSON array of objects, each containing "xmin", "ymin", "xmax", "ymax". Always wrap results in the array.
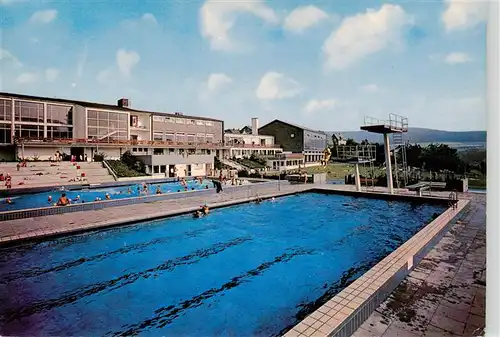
[
  {"xmin": 0, "ymin": 99, "xmax": 73, "ymax": 125},
  {"xmin": 152, "ymin": 132, "xmax": 214, "ymax": 143},
  {"xmin": 87, "ymin": 110, "xmax": 128, "ymax": 142},
  {"xmin": 0, "ymin": 99, "xmax": 217, "ymax": 130},
  {"xmin": 152, "ymin": 115, "xmax": 214, "ymax": 126},
  {"xmin": 0, "ymin": 123, "xmax": 73, "ymax": 143}
]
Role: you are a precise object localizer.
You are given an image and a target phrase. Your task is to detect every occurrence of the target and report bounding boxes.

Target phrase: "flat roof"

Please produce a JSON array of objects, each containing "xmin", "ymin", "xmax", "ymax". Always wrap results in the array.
[
  {"xmin": 259, "ymin": 119, "xmax": 327, "ymax": 136},
  {"xmin": 0, "ymin": 91, "xmax": 223, "ymax": 123}
]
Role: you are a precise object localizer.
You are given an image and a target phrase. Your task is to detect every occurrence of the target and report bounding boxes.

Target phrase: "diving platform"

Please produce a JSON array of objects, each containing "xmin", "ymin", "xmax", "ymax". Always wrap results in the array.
[
  {"xmin": 359, "ymin": 113, "xmax": 409, "ymax": 195},
  {"xmin": 360, "ymin": 114, "xmax": 408, "ymax": 134}
]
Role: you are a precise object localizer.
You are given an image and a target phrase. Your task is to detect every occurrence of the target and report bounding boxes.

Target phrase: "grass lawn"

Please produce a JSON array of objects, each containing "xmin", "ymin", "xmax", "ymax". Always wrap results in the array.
[{"xmin": 303, "ymin": 164, "xmax": 385, "ymax": 180}]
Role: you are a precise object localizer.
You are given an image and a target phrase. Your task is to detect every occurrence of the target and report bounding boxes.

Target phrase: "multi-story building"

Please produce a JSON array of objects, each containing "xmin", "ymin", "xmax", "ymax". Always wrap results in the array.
[
  {"xmin": 258, "ymin": 119, "xmax": 327, "ymax": 163},
  {"xmin": 224, "ymin": 118, "xmax": 282, "ymax": 159},
  {"xmin": 0, "ymin": 92, "xmax": 224, "ymax": 177}
]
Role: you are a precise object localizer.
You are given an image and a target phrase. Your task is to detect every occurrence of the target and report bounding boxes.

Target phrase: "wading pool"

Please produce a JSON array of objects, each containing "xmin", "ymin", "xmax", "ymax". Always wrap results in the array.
[
  {"xmin": 0, "ymin": 179, "xmax": 219, "ymax": 212},
  {"xmin": 0, "ymin": 192, "xmax": 446, "ymax": 336}
]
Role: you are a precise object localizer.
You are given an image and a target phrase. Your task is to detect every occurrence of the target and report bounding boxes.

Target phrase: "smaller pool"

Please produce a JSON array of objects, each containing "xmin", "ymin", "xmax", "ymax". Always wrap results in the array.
[{"xmin": 0, "ymin": 179, "xmax": 227, "ymax": 212}]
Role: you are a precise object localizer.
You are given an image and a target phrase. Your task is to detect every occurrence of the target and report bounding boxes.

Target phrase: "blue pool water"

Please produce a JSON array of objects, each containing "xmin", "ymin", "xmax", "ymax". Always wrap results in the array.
[
  {"xmin": 0, "ymin": 179, "xmax": 214, "ymax": 212},
  {"xmin": 0, "ymin": 193, "xmax": 446, "ymax": 336}
]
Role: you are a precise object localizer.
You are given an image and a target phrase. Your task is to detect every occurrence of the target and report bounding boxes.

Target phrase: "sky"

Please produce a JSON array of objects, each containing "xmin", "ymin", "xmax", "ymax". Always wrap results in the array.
[{"xmin": 0, "ymin": 0, "xmax": 488, "ymax": 131}]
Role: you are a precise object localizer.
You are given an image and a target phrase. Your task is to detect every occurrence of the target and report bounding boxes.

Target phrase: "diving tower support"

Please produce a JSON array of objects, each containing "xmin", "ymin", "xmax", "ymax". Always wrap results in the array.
[{"xmin": 360, "ymin": 114, "xmax": 408, "ymax": 195}]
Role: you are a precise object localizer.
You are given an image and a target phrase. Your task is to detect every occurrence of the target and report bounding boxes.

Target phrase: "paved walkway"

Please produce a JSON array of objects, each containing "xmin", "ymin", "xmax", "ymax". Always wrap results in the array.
[
  {"xmin": 0, "ymin": 183, "xmax": 312, "ymax": 242},
  {"xmin": 353, "ymin": 194, "xmax": 486, "ymax": 337}
]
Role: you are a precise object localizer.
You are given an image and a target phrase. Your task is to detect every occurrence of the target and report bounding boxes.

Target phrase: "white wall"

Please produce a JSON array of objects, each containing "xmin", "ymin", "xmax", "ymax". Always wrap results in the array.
[{"xmin": 225, "ymin": 134, "xmax": 275, "ymax": 146}]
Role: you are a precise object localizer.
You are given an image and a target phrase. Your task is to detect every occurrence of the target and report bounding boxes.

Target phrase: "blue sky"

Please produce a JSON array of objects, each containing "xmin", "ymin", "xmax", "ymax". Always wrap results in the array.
[{"xmin": 0, "ymin": 0, "xmax": 487, "ymax": 131}]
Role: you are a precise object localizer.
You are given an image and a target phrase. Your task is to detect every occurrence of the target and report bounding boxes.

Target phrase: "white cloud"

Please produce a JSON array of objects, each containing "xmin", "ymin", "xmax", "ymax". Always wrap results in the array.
[
  {"xmin": 256, "ymin": 71, "xmax": 301, "ymax": 100},
  {"xmin": 323, "ymin": 4, "xmax": 412, "ymax": 70},
  {"xmin": 445, "ymin": 52, "xmax": 472, "ymax": 64},
  {"xmin": 76, "ymin": 42, "xmax": 89, "ymax": 78},
  {"xmin": 116, "ymin": 49, "xmax": 140, "ymax": 78},
  {"xmin": 16, "ymin": 72, "xmax": 38, "ymax": 84},
  {"xmin": 45, "ymin": 68, "xmax": 59, "ymax": 82},
  {"xmin": 304, "ymin": 99, "xmax": 339, "ymax": 114},
  {"xmin": 283, "ymin": 5, "xmax": 328, "ymax": 33},
  {"xmin": 207, "ymin": 73, "xmax": 232, "ymax": 92},
  {"xmin": 141, "ymin": 13, "xmax": 158, "ymax": 25},
  {"xmin": 0, "ymin": 48, "xmax": 23, "ymax": 67},
  {"xmin": 96, "ymin": 68, "xmax": 112, "ymax": 83},
  {"xmin": 200, "ymin": 0, "xmax": 279, "ymax": 51},
  {"xmin": 442, "ymin": 0, "xmax": 488, "ymax": 32},
  {"xmin": 361, "ymin": 84, "xmax": 379, "ymax": 92},
  {"xmin": 29, "ymin": 9, "xmax": 58, "ymax": 24}
]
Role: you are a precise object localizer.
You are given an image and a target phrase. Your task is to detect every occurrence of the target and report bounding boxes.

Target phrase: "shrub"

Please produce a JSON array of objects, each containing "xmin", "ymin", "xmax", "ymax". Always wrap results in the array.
[{"xmin": 106, "ymin": 160, "xmax": 144, "ymax": 178}]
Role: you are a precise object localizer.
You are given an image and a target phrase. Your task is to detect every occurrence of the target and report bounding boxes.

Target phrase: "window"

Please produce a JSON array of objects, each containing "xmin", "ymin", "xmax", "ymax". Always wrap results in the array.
[
  {"xmin": 14, "ymin": 124, "xmax": 43, "ymax": 139},
  {"xmin": 196, "ymin": 120, "xmax": 204, "ymax": 126},
  {"xmin": 153, "ymin": 149, "xmax": 164, "ymax": 155},
  {"xmin": 175, "ymin": 118, "xmax": 184, "ymax": 124},
  {"xmin": 47, "ymin": 126, "xmax": 73, "ymax": 139},
  {"xmin": 165, "ymin": 117, "xmax": 174, "ymax": 123},
  {"xmin": 176, "ymin": 133, "xmax": 185, "ymax": 142},
  {"xmin": 165, "ymin": 133, "xmax": 175, "ymax": 142},
  {"xmin": 0, "ymin": 99, "xmax": 12, "ymax": 121},
  {"xmin": 206, "ymin": 133, "xmax": 214, "ymax": 143},
  {"xmin": 14, "ymin": 100, "xmax": 44, "ymax": 123},
  {"xmin": 87, "ymin": 109, "xmax": 128, "ymax": 142},
  {"xmin": 130, "ymin": 115, "xmax": 139, "ymax": 127},
  {"xmin": 0, "ymin": 123, "xmax": 11, "ymax": 144},
  {"xmin": 153, "ymin": 132, "xmax": 164, "ymax": 141},
  {"xmin": 206, "ymin": 121, "xmax": 213, "ymax": 126},
  {"xmin": 187, "ymin": 134, "xmax": 195, "ymax": 143},
  {"xmin": 196, "ymin": 133, "xmax": 205, "ymax": 143},
  {"xmin": 187, "ymin": 119, "xmax": 195, "ymax": 125},
  {"xmin": 47, "ymin": 104, "xmax": 73, "ymax": 125},
  {"xmin": 153, "ymin": 116, "xmax": 164, "ymax": 122}
]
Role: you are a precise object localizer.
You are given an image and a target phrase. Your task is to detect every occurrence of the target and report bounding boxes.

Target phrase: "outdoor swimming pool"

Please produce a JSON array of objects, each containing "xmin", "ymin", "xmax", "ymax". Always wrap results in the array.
[
  {"xmin": 0, "ymin": 193, "xmax": 446, "ymax": 336},
  {"xmin": 0, "ymin": 179, "xmax": 216, "ymax": 212}
]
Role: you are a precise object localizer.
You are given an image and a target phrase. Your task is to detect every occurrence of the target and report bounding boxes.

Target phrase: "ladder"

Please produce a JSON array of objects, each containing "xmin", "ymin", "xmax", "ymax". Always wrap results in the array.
[{"xmin": 392, "ymin": 132, "xmax": 408, "ymax": 187}]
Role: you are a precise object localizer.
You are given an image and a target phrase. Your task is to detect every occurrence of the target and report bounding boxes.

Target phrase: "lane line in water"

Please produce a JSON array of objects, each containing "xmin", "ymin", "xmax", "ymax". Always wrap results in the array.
[
  {"xmin": 0, "ymin": 224, "xmax": 220, "ymax": 284},
  {"xmin": 0, "ymin": 236, "xmax": 251, "ymax": 323},
  {"xmin": 106, "ymin": 247, "xmax": 316, "ymax": 337}
]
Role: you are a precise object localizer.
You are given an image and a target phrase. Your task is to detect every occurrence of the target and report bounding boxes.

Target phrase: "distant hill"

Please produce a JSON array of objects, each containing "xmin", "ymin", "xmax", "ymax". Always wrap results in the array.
[{"xmin": 327, "ymin": 127, "xmax": 486, "ymax": 144}]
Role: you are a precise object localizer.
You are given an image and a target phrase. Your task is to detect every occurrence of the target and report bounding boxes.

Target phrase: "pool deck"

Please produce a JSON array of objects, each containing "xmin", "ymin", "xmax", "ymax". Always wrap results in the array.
[{"xmin": 352, "ymin": 194, "xmax": 486, "ymax": 337}]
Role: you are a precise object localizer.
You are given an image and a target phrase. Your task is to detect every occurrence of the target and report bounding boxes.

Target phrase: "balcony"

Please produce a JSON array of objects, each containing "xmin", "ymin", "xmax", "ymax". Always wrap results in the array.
[
  {"xmin": 14, "ymin": 137, "xmax": 225, "ymax": 149},
  {"xmin": 224, "ymin": 142, "xmax": 281, "ymax": 149}
]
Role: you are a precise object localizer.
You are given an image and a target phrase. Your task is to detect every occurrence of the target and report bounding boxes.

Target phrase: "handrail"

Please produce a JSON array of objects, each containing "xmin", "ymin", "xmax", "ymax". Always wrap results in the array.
[{"xmin": 102, "ymin": 160, "xmax": 119, "ymax": 181}]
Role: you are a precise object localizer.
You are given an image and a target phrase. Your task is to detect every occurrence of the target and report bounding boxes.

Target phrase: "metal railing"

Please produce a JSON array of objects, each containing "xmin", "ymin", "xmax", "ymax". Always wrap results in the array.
[
  {"xmin": 363, "ymin": 113, "xmax": 409, "ymax": 132},
  {"xmin": 14, "ymin": 137, "xmax": 226, "ymax": 148},
  {"xmin": 334, "ymin": 145, "xmax": 377, "ymax": 161}
]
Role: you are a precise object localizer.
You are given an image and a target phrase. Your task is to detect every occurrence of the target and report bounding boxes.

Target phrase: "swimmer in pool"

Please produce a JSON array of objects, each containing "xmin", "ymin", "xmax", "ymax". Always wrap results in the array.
[
  {"xmin": 105, "ymin": 193, "xmax": 111, "ymax": 200},
  {"xmin": 128, "ymin": 188, "xmax": 132, "ymax": 194},
  {"xmin": 5, "ymin": 198, "xmax": 13, "ymax": 204},
  {"xmin": 47, "ymin": 195, "xmax": 52, "ymax": 203},
  {"xmin": 193, "ymin": 210, "xmax": 203, "ymax": 218},
  {"xmin": 56, "ymin": 193, "xmax": 70, "ymax": 206},
  {"xmin": 156, "ymin": 186, "xmax": 162, "ymax": 194},
  {"xmin": 270, "ymin": 197, "xmax": 275, "ymax": 202},
  {"xmin": 202, "ymin": 205, "xmax": 209, "ymax": 215}
]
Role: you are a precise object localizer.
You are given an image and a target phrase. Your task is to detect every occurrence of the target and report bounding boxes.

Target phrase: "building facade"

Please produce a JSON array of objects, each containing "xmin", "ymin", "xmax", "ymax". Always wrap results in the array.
[
  {"xmin": 258, "ymin": 120, "xmax": 327, "ymax": 163},
  {"xmin": 224, "ymin": 118, "xmax": 282, "ymax": 159},
  {"xmin": 0, "ymin": 92, "xmax": 224, "ymax": 177}
]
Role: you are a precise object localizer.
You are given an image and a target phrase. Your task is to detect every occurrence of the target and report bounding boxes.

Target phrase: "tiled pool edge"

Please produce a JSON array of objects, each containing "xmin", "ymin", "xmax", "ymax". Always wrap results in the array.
[
  {"xmin": 0, "ymin": 181, "xmax": 278, "ymax": 222},
  {"xmin": 0, "ymin": 186, "xmax": 457, "ymax": 247},
  {"xmin": 282, "ymin": 199, "xmax": 470, "ymax": 337}
]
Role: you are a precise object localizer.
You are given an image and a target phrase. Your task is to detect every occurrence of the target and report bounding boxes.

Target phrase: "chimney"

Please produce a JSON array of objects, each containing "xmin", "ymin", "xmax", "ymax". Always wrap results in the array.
[
  {"xmin": 117, "ymin": 98, "xmax": 129, "ymax": 108},
  {"xmin": 251, "ymin": 117, "xmax": 259, "ymax": 135}
]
